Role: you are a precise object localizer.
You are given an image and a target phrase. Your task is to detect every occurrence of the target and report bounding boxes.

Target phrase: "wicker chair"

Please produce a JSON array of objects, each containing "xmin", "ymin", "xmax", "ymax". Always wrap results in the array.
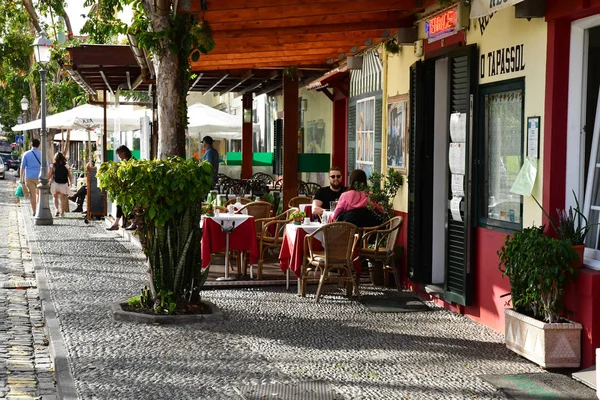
[
  {"xmin": 301, "ymin": 222, "xmax": 359, "ymax": 302},
  {"xmin": 358, "ymin": 216, "xmax": 403, "ymax": 291},
  {"xmin": 300, "ymin": 182, "xmax": 321, "ymax": 197},
  {"xmin": 288, "ymin": 196, "xmax": 312, "ymax": 209},
  {"xmin": 252, "ymin": 208, "xmax": 296, "ymax": 279}
]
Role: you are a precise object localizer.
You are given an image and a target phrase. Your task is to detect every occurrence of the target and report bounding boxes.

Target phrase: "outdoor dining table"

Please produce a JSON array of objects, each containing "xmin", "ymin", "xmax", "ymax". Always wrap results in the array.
[
  {"xmin": 279, "ymin": 222, "xmax": 325, "ymax": 292},
  {"xmin": 201, "ymin": 214, "xmax": 258, "ymax": 280}
]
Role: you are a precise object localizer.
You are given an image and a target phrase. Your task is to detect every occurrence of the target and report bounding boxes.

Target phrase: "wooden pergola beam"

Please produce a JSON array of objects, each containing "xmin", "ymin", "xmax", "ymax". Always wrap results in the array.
[
  {"xmin": 198, "ymin": 47, "xmax": 363, "ymax": 62},
  {"xmin": 211, "ymin": 29, "xmax": 391, "ymax": 44},
  {"xmin": 181, "ymin": 0, "xmax": 423, "ymax": 13},
  {"xmin": 209, "ymin": 40, "xmax": 367, "ymax": 54}
]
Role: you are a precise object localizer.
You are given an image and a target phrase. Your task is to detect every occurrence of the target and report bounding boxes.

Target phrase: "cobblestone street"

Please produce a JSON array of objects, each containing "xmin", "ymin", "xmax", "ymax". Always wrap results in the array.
[{"xmin": 0, "ymin": 171, "xmax": 57, "ymax": 399}]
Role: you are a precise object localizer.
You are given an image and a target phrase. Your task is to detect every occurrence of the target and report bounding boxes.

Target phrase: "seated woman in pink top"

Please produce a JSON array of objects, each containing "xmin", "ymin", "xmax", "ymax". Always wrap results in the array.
[{"xmin": 332, "ymin": 169, "xmax": 382, "ymax": 227}]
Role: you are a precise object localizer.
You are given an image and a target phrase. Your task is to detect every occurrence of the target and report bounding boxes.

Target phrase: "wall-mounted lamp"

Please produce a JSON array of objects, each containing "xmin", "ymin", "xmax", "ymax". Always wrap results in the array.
[{"xmin": 301, "ymin": 99, "xmax": 308, "ymax": 112}]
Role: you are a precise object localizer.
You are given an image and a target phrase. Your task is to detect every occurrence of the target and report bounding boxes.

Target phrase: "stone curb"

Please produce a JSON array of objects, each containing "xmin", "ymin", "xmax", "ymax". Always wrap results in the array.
[
  {"xmin": 110, "ymin": 299, "xmax": 224, "ymax": 324},
  {"xmin": 22, "ymin": 210, "xmax": 79, "ymax": 400}
]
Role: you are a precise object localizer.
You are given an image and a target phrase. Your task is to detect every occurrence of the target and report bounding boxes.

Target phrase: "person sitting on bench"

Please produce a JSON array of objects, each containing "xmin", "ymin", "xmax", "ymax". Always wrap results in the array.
[{"xmin": 68, "ymin": 185, "xmax": 87, "ymax": 213}]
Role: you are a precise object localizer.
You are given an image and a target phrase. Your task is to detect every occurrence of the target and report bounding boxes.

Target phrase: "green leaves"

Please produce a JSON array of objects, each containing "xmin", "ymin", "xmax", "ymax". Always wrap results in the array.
[
  {"xmin": 367, "ymin": 168, "xmax": 404, "ymax": 221},
  {"xmin": 497, "ymin": 226, "xmax": 578, "ymax": 323},
  {"xmin": 98, "ymin": 156, "xmax": 212, "ymax": 227}
]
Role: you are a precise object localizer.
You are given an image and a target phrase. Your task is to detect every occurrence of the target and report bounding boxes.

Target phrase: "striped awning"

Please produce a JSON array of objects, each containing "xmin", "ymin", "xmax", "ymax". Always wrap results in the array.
[{"xmin": 350, "ymin": 50, "xmax": 383, "ymax": 97}]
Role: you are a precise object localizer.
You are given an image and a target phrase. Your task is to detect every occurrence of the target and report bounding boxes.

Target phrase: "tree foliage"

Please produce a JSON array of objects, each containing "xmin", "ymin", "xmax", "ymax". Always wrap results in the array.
[{"xmin": 0, "ymin": 1, "xmax": 86, "ymax": 137}]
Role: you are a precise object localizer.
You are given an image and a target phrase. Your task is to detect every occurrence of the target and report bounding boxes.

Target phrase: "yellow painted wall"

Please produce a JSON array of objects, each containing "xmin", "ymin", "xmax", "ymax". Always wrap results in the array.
[
  {"xmin": 467, "ymin": 8, "xmax": 547, "ymax": 226},
  {"xmin": 385, "ymin": 45, "xmax": 421, "ymax": 212},
  {"xmin": 382, "ymin": 6, "xmax": 547, "ymax": 226}
]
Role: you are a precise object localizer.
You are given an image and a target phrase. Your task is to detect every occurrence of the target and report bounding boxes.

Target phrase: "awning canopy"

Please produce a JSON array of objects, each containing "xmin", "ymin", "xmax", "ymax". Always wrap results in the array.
[{"xmin": 306, "ymin": 65, "xmax": 349, "ymax": 90}]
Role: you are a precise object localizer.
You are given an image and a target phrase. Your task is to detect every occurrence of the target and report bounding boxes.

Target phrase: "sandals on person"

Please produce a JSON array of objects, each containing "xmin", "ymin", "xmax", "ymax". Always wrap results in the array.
[{"xmin": 55, "ymin": 212, "xmax": 60, "ymax": 217}]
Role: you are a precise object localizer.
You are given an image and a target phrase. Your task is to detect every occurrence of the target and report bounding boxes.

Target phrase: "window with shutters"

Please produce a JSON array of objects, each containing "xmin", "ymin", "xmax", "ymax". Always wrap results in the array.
[
  {"xmin": 478, "ymin": 79, "xmax": 524, "ymax": 230},
  {"xmin": 355, "ymin": 96, "xmax": 376, "ymax": 176}
]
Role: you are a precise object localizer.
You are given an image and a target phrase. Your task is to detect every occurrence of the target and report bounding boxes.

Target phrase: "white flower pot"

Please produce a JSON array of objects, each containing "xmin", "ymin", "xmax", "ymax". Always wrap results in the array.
[{"xmin": 504, "ymin": 308, "xmax": 583, "ymax": 368}]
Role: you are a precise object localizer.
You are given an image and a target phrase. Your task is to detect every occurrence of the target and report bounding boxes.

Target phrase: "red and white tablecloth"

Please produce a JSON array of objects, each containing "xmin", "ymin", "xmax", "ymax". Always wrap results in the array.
[{"xmin": 201, "ymin": 215, "xmax": 258, "ymax": 269}]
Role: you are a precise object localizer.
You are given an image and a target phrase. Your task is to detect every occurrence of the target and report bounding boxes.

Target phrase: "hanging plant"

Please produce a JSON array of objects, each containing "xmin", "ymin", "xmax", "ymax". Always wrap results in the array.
[
  {"xmin": 385, "ymin": 38, "xmax": 401, "ymax": 55},
  {"xmin": 283, "ymin": 66, "xmax": 298, "ymax": 80}
]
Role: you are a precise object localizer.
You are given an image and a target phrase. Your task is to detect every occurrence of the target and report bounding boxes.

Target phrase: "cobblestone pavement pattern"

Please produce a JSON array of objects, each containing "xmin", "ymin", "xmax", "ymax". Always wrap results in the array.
[
  {"xmin": 0, "ymin": 173, "xmax": 57, "ymax": 399},
  {"xmin": 5, "ymin": 172, "xmax": 551, "ymax": 399}
]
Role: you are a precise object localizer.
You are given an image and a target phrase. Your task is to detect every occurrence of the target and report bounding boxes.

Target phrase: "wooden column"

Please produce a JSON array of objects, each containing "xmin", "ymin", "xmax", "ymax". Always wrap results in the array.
[
  {"xmin": 241, "ymin": 93, "xmax": 253, "ymax": 179},
  {"xmin": 282, "ymin": 73, "xmax": 299, "ymax": 209}
]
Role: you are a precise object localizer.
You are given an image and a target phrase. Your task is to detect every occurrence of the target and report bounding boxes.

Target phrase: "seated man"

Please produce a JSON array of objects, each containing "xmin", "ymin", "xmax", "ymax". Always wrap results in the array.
[
  {"xmin": 311, "ymin": 166, "xmax": 346, "ymax": 216},
  {"xmin": 68, "ymin": 184, "xmax": 87, "ymax": 213}
]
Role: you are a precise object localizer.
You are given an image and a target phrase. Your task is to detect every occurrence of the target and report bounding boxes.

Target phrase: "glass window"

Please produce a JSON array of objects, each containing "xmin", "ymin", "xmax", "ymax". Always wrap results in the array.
[
  {"xmin": 479, "ymin": 81, "xmax": 524, "ymax": 230},
  {"xmin": 356, "ymin": 96, "xmax": 375, "ymax": 176}
]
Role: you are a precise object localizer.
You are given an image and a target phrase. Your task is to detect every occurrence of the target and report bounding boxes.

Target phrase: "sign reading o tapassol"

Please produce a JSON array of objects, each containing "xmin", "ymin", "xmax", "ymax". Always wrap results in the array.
[{"xmin": 470, "ymin": 0, "xmax": 525, "ymax": 19}]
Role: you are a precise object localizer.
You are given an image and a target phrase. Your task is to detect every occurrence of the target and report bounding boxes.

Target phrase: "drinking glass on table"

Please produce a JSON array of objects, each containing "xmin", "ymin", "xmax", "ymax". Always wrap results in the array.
[{"xmin": 330, "ymin": 201, "xmax": 338, "ymax": 212}]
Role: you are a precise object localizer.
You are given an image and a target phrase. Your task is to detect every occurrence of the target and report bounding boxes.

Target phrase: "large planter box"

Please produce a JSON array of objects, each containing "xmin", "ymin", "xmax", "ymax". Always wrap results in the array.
[{"xmin": 504, "ymin": 308, "xmax": 583, "ymax": 368}]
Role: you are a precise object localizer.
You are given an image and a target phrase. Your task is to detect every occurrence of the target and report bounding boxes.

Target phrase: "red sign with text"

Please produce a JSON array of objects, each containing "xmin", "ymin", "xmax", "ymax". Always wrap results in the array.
[{"xmin": 426, "ymin": 8, "xmax": 458, "ymax": 41}]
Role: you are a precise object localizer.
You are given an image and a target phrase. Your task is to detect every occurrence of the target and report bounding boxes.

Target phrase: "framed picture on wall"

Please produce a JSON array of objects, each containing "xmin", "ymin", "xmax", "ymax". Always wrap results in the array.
[
  {"xmin": 387, "ymin": 94, "xmax": 409, "ymax": 173},
  {"xmin": 386, "ymin": 94, "xmax": 408, "ymax": 173}
]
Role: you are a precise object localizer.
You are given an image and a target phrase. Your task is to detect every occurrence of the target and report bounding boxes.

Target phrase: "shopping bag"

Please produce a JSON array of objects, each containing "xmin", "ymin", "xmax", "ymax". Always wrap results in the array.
[{"xmin": 15, "ymin": 183, "xmax": 24, "ymax": 198}]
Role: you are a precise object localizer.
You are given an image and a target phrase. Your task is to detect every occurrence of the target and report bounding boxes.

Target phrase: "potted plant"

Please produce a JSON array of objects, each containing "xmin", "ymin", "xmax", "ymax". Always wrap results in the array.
[
  {"xmin": 497, "ymin": 225, "xmax": 583, "ymax": 368},
  {"xmin": 202, "ymin": 204, "xmax": 214, "ymax": 217},
  {"xmin": 290, "ymin": 210, "xmax": 306, "ymax": 225},
  {"xmin": 98, "ymin": 156, "xmax": 214, "ymax": 315},
  {"xmin": 534, "ymin": 191, "xmax": 596, "ymax": 268},
  {"xmin": 367, "ymin": 168, "xmax": 404, "ymax": 222}
]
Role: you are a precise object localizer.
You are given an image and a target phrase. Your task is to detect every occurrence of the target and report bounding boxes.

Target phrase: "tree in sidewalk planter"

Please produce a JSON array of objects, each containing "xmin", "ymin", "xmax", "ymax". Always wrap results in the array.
[
  {"xmin": 497, "ymin": 225, "xmax": 578, "ymax": 323},
  {"xmin": 98, "ymin": 157, "xmax": 214, "ymax": 314},
  {"xmin": 82, "ymin": 0, "xmax": 215, "ymax": 158}
]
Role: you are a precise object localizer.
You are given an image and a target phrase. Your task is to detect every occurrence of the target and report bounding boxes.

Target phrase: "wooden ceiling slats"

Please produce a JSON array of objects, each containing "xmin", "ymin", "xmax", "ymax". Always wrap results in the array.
[
  {"xmin": 211, "ymin": 29, "xmax": 391, "ymax": 44},
  {"xmin": 209, "ymin": 40, "xmax": 367, "ymax": 54},
  {"xmin": 203, "ymin": 0, "xmax": 418, "ymax": 22},
  {"xmin": 208, "ymin": 10, "xmax": 410, "ymax": 32},
  {"xmin": 198, "ymin": 47, "xmax": 364, "ymax": 61},
  {"xmin": 210, "ymin": 18, "xmax": 411, "ymax": 40},
  {"xmin": 182, "ymin": 0, "xmax": 420, "ymax": 12}
]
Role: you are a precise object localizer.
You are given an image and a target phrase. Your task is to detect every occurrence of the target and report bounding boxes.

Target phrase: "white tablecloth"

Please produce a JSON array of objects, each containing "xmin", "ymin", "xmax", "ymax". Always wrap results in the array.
[
  {"xmin": 285, "ymin": 223, "xmax": 324, "ymax": 247},
  {"xmin": 202, "ymin": 214, "xmax": 252, "ymax": 230}
]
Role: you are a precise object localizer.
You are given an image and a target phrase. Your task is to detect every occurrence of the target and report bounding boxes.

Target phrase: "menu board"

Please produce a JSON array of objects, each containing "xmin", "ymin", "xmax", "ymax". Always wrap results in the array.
[{"xmin": 449, "ymin": 112, "xmax": 467, "ymax": 222}]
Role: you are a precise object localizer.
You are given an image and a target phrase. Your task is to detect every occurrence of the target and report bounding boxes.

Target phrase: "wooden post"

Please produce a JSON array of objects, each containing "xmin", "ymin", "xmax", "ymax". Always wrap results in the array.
[
  {"xmin": 241, "ymin": 93, "xmax": 253, "ymax": 179},
  {"xmin": 282, "ymin": 72, "xmax": 299, "ymax": 209}
]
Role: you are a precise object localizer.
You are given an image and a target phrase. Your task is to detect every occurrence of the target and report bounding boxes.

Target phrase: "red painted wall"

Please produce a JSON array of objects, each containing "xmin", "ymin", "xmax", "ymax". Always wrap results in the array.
[{"xmin": 543, "ymin": 0, "xmax": 600, "ymax": 369}]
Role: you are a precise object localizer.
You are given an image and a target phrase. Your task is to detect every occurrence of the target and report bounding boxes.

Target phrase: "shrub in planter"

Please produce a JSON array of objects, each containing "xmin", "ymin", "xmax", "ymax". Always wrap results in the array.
[
  {"xmin": 497, "ymin": 225, "xmax": 578, "ymax": 323},
  {"xmin": 98, "ymin": 156, "xmax": 214, "ymax": 314}
]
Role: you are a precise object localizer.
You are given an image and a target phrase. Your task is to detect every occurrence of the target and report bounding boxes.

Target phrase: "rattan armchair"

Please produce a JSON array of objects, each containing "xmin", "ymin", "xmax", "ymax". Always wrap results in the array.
[
  {"xmin": 301, "ymin": 222, "xmax": 359, "ymax": 302},
  {"xmin": 358, "ymin": 216, "xmax": 403, "ymax": 291},
  {"xmin": 288, "ymin": 196, "xmax": 312, "ymax": 209},
  {"xmin": 251, "ymin": 208, "xmax": 296, "ymax": 279}
]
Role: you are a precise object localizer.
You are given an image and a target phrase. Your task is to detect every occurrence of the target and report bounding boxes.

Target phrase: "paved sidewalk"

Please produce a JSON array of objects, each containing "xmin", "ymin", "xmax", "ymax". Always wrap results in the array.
[
  {"xmin": 0, "ymin": 179, "xmax": 57, "ymax": 400},
  {"xmin": 7, "ymin": 178, "xmax": 596, "ymax": 399}
]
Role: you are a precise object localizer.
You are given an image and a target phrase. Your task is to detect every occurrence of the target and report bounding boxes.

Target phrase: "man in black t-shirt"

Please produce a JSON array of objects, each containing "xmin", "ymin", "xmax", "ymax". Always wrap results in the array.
[{"xmin": 312, "ymin": 166, "xmax": 346, "ymax": 216}]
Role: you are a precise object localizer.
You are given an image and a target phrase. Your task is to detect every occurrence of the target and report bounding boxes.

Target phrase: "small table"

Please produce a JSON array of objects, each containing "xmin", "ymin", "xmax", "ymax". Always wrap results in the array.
[
  {"xmin": 201, "ymin": 214, "xmax": 258, "ymax": 280},
  {"xmin": 279, "ymin": 223, "xmax": 325, "ymax": 291}
]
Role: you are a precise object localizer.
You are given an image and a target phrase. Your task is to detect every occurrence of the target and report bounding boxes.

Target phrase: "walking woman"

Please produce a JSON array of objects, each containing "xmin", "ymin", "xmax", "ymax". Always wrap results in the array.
[{"xmin": 48, "ymin": 152, "xmax": 73, "ymax": 217}]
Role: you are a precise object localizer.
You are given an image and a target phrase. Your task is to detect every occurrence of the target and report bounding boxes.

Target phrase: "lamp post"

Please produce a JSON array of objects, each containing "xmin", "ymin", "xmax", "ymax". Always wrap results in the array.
[
  {"xmin": 20, "ymin": 95, "xmax": 29, "ymax": 152},
  {"xmin": 32, "ymin": 32, "xmax": 53, "ymax": 226}
]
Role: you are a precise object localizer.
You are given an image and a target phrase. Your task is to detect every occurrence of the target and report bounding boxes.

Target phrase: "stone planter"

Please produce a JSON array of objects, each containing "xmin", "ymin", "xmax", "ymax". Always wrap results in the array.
[{"xmin": 504, "ymin": 308, "xmax": 582, "ymax": 368}]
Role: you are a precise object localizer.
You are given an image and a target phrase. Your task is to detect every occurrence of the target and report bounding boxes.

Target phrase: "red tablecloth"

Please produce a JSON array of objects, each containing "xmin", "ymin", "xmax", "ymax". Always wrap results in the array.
[
  {"xmin": 201, "ymin": 217, "xmax": 258, "ymax": 268},
  {"xmin": 279, "ymin": 226, "xmax": 323, "ymax": 278},
  {"xmin": 279, "ymin": 224, "xmax": 362, "ymax": 278}
]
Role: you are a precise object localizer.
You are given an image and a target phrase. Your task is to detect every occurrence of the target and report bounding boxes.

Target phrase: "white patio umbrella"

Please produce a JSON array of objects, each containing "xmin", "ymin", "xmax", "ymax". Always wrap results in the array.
[
  {"xmin": 11, "ymin": 104, "xmax": 144, "ymax": 132},
  {"xmin": 186, "ymin": 103, "xmax": 242, "ymax": 139}
]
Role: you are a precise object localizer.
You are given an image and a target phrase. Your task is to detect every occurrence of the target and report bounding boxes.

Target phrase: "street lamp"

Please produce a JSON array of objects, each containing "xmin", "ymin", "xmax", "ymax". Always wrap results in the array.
[
  {"xmin": 32, "ymin": 31, "xmax": 53, "ymax": 226},
  {"xmin": 20, "ymin": 95, "xmax": 29, "ymax": 150}
]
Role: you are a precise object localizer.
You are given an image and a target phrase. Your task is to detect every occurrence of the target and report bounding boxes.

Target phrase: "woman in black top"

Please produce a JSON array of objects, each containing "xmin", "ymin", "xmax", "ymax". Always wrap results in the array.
[{"xmin": 48, "ymin": 152, "xmax": 73, "ymax": 217}]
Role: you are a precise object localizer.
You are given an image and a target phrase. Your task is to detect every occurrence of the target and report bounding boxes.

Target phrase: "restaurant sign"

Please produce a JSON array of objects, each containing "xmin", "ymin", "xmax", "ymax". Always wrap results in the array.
[
  {"xmin": 426, "ymin": 6, "xmax": 459, "ymax": 43},
  {"xmin": 470, "ymin": 0, "xmax": 525, "ymax": 19}
]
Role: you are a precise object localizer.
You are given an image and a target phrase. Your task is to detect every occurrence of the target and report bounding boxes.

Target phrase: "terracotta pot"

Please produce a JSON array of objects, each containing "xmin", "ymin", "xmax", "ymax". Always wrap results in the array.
[{"xmin": 571, "ymin": 244, "xmax": 585, "ymax": 268}]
